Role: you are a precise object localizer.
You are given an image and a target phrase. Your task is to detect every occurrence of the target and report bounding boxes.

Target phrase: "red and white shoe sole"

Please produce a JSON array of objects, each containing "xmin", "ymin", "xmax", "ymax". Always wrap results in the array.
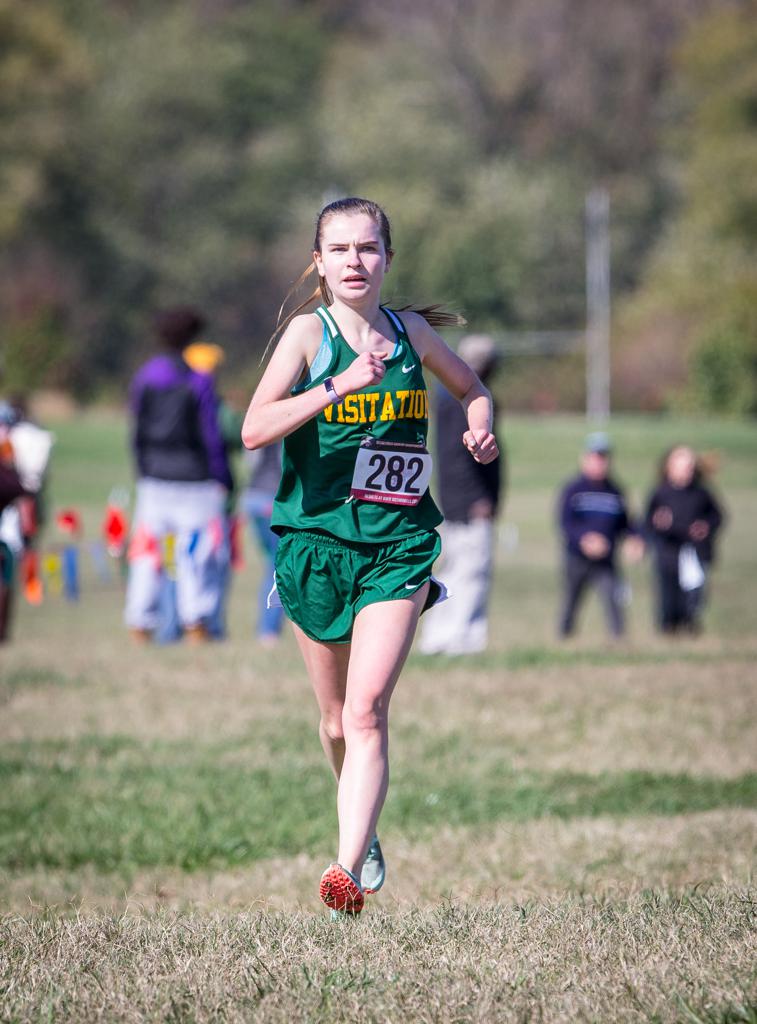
[{"xmin": 319, "ymin": 864, "xmax": 364, "ymax": 915}]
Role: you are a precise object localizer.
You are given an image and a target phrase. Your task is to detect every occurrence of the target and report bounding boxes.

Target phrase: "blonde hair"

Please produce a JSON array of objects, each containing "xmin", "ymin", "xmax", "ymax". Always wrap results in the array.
[{"xmin": 265, "ymin": 197, "xmax": 464, "ymax": 356}]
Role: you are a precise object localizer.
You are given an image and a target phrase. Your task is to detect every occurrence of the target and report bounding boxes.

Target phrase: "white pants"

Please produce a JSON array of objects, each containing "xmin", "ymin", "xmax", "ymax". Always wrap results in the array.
[
  {"xmin": 124, "ymin": 478, "xmax": 226, "ymax": 630},
  {"xmin": 418, "ymin": 518, "xmax": 495, "ymax": 655}
]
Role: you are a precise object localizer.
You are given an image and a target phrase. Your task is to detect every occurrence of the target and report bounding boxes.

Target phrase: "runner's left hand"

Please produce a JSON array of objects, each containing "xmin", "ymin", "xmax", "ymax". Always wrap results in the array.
[{"xmin": 462, "ymin": 429, "xmax": 498, "ymax": 464}]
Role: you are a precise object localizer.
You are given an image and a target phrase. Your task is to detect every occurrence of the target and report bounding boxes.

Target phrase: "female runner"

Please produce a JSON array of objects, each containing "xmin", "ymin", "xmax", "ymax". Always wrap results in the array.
[{"xmin": 242, "ymin": 197, "xmax": 498, "ymax": 914}]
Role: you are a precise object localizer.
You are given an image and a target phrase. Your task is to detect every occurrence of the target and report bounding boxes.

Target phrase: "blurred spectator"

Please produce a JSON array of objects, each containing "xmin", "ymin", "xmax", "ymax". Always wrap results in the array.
[
  {"xmin": 242, "ymin": 441, "xmax": 285, "ymax": 647},
  {"xmin": 644, "ymin": 445, "xmax": 725, "ymax": 634},
  {"xmin": 0, "ymin": 409, "xmax": 26, "ymax": 642},
  {"xmin": 557, "ymin": 433, "xmax": 643, "ymax": 638},
  {"xmin": 1, "ymin": 395, "xmax": 53, "ymax": 606},
  {"xmin": 419, "ymin": 334, "xmax": 503, "ymax": 655},
  {"xmin": 180, "ymin": 341, "xmax": 243, "ymax": 640},
  {"xmin": 125, "ymin": 308, "xmax": 233, "ymax": 644},
  {"xmin": 0, "ymin": 398, "xmax": 53, "ymax": 639}
]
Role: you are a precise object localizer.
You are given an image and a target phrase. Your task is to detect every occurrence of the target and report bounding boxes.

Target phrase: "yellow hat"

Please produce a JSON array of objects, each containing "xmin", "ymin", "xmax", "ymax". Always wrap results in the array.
[{"xmin": 184, "ymin": 342, "xmax": 225, "ymax": 374}]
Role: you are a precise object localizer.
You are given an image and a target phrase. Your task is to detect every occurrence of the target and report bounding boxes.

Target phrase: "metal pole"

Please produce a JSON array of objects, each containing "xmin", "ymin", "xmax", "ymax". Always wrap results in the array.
[{"xmin": 585, "ymin": 188, "xmax": 611, "ymax": 423}]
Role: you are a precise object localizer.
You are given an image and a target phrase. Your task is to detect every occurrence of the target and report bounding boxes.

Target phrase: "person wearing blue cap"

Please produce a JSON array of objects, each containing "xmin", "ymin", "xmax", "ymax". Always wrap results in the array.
[{"xmin": 556, "ymin": 433, "xmax": 642, "ymax": 638}]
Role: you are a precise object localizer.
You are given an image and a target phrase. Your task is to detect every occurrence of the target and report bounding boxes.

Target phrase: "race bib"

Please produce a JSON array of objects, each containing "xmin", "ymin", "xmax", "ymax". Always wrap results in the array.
[{"xmin": 350, "ymin": 438, "xmax": 433, "ymax": 507}]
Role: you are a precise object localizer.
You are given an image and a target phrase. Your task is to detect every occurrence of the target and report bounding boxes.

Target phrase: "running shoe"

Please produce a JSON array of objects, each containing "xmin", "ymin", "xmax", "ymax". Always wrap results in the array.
[
  {"xmin": 360, "ymin": 834, "xmax": 386, "ymax": 894},
  {"xmin": 319, "ymin": 863, "xmax": 364, "ymax": 915}
]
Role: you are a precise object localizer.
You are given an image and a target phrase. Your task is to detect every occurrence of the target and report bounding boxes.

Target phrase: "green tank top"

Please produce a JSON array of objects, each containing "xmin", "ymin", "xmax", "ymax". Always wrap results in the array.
[{"xmin": 271, "ymin": 305, "xmax": 443, "ymax": 543}]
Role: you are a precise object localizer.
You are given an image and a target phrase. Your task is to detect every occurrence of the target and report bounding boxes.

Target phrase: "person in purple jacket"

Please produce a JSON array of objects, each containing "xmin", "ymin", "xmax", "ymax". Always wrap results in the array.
[
  {"xmin": 557, "ymin": 433, "xmax": 643, "ymax": 638},
  {"xmin": 125, "ymin": 308, "xmax": 233, "ymax": 643}
]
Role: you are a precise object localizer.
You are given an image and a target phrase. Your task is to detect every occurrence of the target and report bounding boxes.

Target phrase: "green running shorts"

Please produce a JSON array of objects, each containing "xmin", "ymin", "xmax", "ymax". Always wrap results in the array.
[{"xmin": 272, "ymin": 528, "xmax": 444, "ymax": 644}]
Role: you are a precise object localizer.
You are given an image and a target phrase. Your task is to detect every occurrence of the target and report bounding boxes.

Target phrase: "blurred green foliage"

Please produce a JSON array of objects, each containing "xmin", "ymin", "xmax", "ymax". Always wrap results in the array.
[
  {"xmin": 0, "ymin": 0, "xmax": 754, "ymax": 411},
  {"xmin": 624, "ymin": 3, "xmax": 757, "ymax": 414},
  {"xmin": 688, "ymin": 315, "xmax": 757, "ymax": 415},
  {"xmin": 0, "ymin": 1, "xmax": 89, "ymax": 240},
  {"xmin": 1, "ymin": 307, "xmax": 72, "ymax": 394}
]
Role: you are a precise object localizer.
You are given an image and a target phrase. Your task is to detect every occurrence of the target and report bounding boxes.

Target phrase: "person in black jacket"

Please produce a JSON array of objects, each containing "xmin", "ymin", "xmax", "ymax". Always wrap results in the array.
[
  {"xmin": 557, "ymin": 433, "xmax": 642, "ymax": 638},
  {"xmin": 645, "ymin": 445, "xmax": 724, "ymax": 634},
  {"xmin": 418, "ymin": 334, "xmax": 503, "ymax": 655}
]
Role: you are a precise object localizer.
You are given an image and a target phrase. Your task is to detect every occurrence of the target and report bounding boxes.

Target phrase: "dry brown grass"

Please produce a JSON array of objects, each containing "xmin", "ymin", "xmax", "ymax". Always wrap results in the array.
[
  {"xmin": 3, "ymin": 632, "xmax": 754, "ymax": 1021},
  {"xmin": 3, "ymin": 637, "xmax": 755, "ymax": 779},
  {"xmin": 2, "ymin": 887, "xmax": 755, "ymax": 1023}
]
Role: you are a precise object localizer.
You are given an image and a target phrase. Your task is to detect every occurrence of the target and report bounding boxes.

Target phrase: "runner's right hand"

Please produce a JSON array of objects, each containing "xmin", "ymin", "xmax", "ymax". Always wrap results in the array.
[{"xmin": 334, "ymin": 351, "xmax": 388, "ymax": 396}]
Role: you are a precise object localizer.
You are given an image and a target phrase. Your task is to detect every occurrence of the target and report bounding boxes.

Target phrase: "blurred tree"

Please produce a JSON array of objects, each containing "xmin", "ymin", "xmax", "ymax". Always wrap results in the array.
[
  {"xmin": 322, "ymin": 0, "xmax": 736, "ymax": 410},
  {"xmin": 689, "ymin": 313, "xmax": 757, "ymax": 415},
  {"xmin": 1, "ymin": 308, "xmax": 72, "ymax": 395},
  {"xmin": 0, "ymin": 1, "xmax": 88, "ymax": 241},
  {"xmin": 0, "ymin": 0, "xmax": 746, "ymax": 408},
  {"xmin": 3, "ymin": 0, "xmax": 330, "ymax": 393},
  {"xmin": 617, "ymin": 1, "xmax": 757, "ymax": 413},
  {"xmin": 317, "ymin": 24, "xmax": 587, "ymax": 331},
  {"xmin": 0, "ymin": 2, "xmax": 90, "ymax": 392},
  {"xmin": 356, "ymin": 0, "xmax": 723, "ymax": 291}
]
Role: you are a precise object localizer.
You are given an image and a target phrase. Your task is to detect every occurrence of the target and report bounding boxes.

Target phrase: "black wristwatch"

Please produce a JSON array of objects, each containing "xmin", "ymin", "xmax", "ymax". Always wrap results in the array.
[{"xmin": 324, "ymin": 376, "xmax": 341, "ymax": 404}]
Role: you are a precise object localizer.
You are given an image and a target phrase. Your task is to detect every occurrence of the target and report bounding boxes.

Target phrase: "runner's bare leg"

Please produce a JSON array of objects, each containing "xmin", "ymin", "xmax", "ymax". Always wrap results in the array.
[
  {"xmin": 335, "ymin": 584, "xmax": 429, "ymax": 876},
  {"xmin": 292, "ymin": 623, "xmax": 350, "ymax": 780}
]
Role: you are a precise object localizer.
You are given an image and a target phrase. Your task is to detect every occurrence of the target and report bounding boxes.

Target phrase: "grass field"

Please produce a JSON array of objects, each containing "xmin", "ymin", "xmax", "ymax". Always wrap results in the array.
[{"xmin": 1, "ymin": 411, "xmax": 755, "ymax": 1022}]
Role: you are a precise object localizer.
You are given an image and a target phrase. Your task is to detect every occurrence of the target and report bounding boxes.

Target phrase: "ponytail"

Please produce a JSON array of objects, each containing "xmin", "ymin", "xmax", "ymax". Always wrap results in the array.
[
  {"xmin": 395, "ymin": 304, "xmax": 466, "ymax": 330},
  {"xmin": 260, "ymin": 263, "xmax": 321, "ymax": 362},
  {"xmin": 263, "ymin": 278, "xmax": 465, "ymax": 362}
]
